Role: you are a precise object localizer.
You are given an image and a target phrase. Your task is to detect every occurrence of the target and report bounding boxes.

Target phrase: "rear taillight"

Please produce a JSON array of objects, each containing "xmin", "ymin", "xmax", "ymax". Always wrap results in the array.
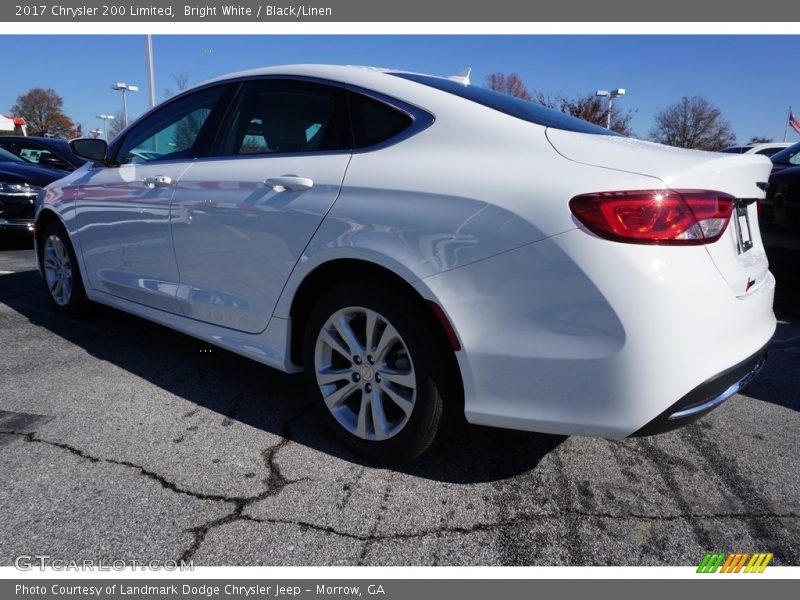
[{"xmin": 569, "ymin": 189, "xmax": 734, "ymax": 245}]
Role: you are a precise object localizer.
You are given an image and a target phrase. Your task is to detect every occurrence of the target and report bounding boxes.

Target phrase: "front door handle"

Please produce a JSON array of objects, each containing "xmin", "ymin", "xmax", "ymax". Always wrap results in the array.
[
  {"xmin": 264, "ymin": 176, "xmax": 314, "ymax": 192},
  {"xmin": 142, "ymin": 176, "xmax": 172, "ymax": 189}
]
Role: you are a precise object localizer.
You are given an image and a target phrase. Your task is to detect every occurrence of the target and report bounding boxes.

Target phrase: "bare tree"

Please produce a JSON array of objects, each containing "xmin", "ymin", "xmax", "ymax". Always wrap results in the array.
[
  {"xmin": 486, "ymin": 72, "xmax": 634, "ymax": 136},
  {"xmin": 748, "ymin": 136, "xmax": 773, "ymax": 144},
  {"xmin": 650, "ymin": 96, "xmax": 735, "ymax": 150},
  {"xmin": 555, "ymin": 93, "xmax": 634, "ymax": 136},
  {"xmin": 163, "ymin": 72, "xmax": 190, "ymax": 100},
  {"xmin": 485, "ymin": 73, "xmax": 532, "ymax": 101},
  {"xmin": 10, "ymin": 87, "xmax": 74, "ymax": 138},
  {"xmin": 107, "ymin": 110, "xmax": 126, "ymax": 139}
]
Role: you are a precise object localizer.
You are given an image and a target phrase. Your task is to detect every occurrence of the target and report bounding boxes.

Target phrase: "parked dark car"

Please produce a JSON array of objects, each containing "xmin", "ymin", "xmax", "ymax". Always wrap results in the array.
[
  {"xmin": 760, "ymin": 165, "xmax": 800, "ymax": 279},
  {"xmin": 0, "ymin": 147, "xmax": 69, "ymax": 234},
  {"xmin": 0, "ymin": 136, "xmax": 86, "ymax": 171},
  {"xmin": 769, "ymin": 141, "xmax": 800, "ymax": 176}
]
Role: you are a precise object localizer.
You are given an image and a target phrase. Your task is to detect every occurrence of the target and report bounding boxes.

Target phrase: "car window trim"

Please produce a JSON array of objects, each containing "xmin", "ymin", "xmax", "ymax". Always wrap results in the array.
[
  {"xmin": 207, "ymin": 77, "xmax": 353, "ymax": 159},
  {"xmin": 104, "ymin": 74, "xmax": 435, "ymax": 167},
  {"xmin": 343, "ymin": 84, "xmax": 435, "ymax": 153},
  {"xmin": 107, "ymin": 81, "xmax": 241, "ymax": 167},
  {"xmin": 206, "ymin": 74, "xmax": 434, "ymax": 158}
]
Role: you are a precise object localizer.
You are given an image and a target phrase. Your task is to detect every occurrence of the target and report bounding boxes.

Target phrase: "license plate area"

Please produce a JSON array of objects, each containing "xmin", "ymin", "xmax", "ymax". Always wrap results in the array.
[{"xmin": 733, "ymin": 198, "xmax": 754, "ymax": 254}]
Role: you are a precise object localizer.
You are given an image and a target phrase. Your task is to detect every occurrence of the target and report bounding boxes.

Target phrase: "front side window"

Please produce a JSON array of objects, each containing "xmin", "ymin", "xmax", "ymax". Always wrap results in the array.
[
  {"xmin": 215, "ymin": 79, "xmax": 348, "ymax": 156},
  {"xmin": 115, "ymin": 85, "xmax": 229, "ymax": 165}
]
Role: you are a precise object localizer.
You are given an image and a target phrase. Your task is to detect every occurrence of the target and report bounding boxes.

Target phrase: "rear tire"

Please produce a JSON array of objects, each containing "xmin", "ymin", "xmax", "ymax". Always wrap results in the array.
[
  {"xmin": 303, "ymin": 280, "xmax": 447, "ymax": 463},
  {"xmin": 39, "ymin": 221, "xmax": 88, "ymax": 316}
]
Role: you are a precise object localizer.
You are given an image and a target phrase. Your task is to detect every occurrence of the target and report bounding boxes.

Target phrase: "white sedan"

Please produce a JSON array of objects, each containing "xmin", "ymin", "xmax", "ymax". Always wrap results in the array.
[{"xmin": 35, "ymin": 65, "xmax": 776, "ymax": 462}]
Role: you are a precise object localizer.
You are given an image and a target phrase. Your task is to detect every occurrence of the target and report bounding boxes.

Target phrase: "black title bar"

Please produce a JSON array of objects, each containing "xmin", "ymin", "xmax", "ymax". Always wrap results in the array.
[{"xmin": 2, "ymin": 1, "xmax": 800, "ymax": 22}]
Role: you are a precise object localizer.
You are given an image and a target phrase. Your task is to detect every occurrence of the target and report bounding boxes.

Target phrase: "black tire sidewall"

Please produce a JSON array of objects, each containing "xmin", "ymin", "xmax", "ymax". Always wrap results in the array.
[
  {"xmin": 303, "ymin": 280, "xmax": 446, "ymax": 463},
  {"xmin": 39, "ymin": 221, "xmax": 88, "ymax": 316}
]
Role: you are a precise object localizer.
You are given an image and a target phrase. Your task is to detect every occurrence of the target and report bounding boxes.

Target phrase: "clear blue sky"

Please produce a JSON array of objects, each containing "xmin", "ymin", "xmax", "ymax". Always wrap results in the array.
[{"xmin": 2, "ymin": 35, "xmax": 798, "ymax": 143}]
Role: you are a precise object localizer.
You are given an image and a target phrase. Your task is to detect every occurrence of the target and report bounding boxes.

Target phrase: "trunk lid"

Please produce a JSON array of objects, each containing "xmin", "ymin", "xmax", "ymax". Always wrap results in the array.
[{"xmin": 547, "ymin": 129, "xmax": 773, "ymax": 297}]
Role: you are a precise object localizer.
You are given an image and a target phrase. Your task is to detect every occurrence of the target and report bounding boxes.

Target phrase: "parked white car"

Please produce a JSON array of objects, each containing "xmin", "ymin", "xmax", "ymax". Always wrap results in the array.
[
  {"xmin": 35, "ymin": 65, "xmax": 776, "ymax": 462},
  {"xmin": 719, "ymin": 142, "xmax": 792, "ymax": 157}
]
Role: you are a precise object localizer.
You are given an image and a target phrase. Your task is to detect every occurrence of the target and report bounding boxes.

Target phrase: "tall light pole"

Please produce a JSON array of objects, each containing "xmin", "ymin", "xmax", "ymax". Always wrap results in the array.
[
  {"xmin": 96, "ymin": 114, "xmax": 114, "ymax": 141},
  {"xmin": 111, "ymin": 82, "xmax": 139, "ymax": 127},
  {"xmin": 145, "ymin": 35, "xmax": 156, "ymax": 109},
  {"xmin": 595, "ymin": 88, "xmax": 626, "ymax": 129}
]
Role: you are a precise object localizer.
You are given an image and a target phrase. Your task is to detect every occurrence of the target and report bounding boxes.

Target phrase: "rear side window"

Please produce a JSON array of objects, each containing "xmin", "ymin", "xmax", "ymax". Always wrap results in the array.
[
  {"xmin": 347, "ymin": 91, "xmax": 413, "ymax": 148},
  {"xmin": 755, "ymin": 147, "xmax": 783, "ymax": 157},
  {"xmin": 391, "ymin": 72, "xmax": 616, "ymax": 136},
  {"xmin": 215, "ymin": 79, "xmax": 350, "ymax": 156}
]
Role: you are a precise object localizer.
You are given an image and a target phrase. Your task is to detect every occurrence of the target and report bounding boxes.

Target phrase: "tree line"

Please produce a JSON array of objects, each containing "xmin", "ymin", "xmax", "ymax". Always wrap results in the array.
[
  {"xmin": 486, "ymin": 72, "xmax": 746, "ymax": 150},
  {"xmin": 2, "ymin": 75, "xmax": 773, "ymax": 150}
]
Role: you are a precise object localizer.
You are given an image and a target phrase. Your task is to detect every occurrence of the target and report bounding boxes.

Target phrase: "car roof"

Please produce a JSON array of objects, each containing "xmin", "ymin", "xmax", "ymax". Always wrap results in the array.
[
  {"xmin": 203, "ymin": 64, "xmax": 402, "ymax": 82},
  {"xmin": 1, "ymin": 135, "xmax": 65, "ymax": 141}
]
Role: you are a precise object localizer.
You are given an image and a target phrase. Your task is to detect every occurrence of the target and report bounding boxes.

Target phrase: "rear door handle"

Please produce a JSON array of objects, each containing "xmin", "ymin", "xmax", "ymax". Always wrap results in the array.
[
  {"xmin": 142, "ymin": 176, "xmax": 172, "ymax": 189},
  {"xmin": 264, "ymin": 176, "xmax": 314, "ymax": 191}
]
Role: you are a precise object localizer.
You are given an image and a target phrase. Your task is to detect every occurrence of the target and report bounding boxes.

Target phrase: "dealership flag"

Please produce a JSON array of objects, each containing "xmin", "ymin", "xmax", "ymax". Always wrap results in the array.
[{"xmin": 791, "ymin": 109, "xmax": 800, "ymax": 135}]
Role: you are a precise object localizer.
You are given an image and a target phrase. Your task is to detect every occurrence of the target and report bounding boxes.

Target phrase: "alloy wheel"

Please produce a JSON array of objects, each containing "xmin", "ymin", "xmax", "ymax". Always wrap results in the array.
[
  {"xmin": 314, "ymin": 306, "xmax": 417, "ymax": 441},
  {"xmin": 43, "ymin": 234, "xmax": 73, "ymax": 306}
]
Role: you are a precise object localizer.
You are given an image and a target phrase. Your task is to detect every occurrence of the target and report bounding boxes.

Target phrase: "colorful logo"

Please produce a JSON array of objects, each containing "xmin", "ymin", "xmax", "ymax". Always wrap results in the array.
[{"xmin": 697, "ymin": 552, "xmax": 773, "ymax": 573}]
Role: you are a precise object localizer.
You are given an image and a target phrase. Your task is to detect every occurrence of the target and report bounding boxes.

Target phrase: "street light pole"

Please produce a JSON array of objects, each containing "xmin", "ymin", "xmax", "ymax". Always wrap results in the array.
[
  {"xmin": 595, "ymin": 88, "xmax": 626, "ymax": 130},
  {"xmin": 145, "ymin": 35, "xmax": 157, "ymax": 109},
  {"xmin": 96, "ymin": 114, "xmax": 114, "ymax": 141},
  {"xmin": 111, "ymin": 82, "xmax": 139, "ymax": 127}
]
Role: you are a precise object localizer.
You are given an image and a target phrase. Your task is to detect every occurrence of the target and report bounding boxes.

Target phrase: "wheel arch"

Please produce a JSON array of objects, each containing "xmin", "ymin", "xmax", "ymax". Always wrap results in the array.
[
  {"xmin": 289, "ymin": 259, "xmax": 424, "ymax": 360},
  {"xmin": 33, "ymin": 208, "xmax": 66, "ymax": 270},
  {"xmin": 286, "ymin": 258, "xmax": 463, "ymax": 409}
]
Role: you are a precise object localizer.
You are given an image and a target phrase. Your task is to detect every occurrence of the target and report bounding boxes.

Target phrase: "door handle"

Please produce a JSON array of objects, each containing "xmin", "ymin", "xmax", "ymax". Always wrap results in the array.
[
  {"xmin": 264, "ymin": 176, "xmax": 314, "ymax": 192},
  {"xmin": 142, "ymin": 176, "xmax": 172, "ymax": 189}
]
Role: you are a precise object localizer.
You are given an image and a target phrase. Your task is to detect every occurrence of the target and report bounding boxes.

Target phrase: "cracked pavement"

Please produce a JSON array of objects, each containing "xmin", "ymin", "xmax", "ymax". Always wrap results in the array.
[{"xmin": 1, "ymin": 241, "xmax": 798, "ymax": 566}]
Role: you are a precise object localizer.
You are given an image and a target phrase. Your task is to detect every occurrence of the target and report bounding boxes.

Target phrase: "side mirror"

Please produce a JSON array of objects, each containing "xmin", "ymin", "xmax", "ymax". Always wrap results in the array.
[{"xmin": 69, "ymin": 138, "xmax": 108, "ymax": 164}]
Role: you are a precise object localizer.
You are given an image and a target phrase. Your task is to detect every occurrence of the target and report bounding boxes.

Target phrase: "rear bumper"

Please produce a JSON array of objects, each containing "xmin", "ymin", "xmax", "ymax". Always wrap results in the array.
[
  {"xmin": 416, "ymin": 228, "xmax": 777, "ymax": 438},
  {"xmin": 630, "ymin": 341, "xmax": 769, "ymax": 436}
]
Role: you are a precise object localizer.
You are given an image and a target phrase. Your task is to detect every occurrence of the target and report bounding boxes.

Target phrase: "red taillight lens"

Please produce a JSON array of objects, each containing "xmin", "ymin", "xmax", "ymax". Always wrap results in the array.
[{"xmin": 569, "ymin": 189, "xmax": 734, "ymax": 245}]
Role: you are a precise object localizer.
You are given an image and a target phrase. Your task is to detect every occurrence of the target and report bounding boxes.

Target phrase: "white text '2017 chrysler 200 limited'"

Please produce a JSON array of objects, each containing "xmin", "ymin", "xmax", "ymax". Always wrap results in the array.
[{"xmin": 35, "ymin": 65, "xmax": 776, "ymax": 462}]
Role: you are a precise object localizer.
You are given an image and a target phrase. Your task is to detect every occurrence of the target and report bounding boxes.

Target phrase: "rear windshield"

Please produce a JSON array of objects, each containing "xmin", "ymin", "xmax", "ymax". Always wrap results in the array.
[
  {"xmin": 770, "ymin": 142, "xmax": 800, "ymax": 166},
  {"xmin": 391, "ymin": 72, "xmax": 617, "ymax": 136},
  {"xmin": 719, "ymin": 146, "xmax": 747, "ymax": 154},
  {"xmin": 0, "ymin": 147, "xmax": 24, "ymax": 162}
]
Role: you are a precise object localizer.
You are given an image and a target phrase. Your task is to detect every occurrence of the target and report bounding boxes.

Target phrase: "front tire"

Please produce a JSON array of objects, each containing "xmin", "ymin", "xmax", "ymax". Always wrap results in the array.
[
  {"xmin": 303, "ymin": 280, "xmax": 447, "ymax": 463},
  {"xmin": 39, "ymin": 221, "xmax": 88, "ymax": 316}
]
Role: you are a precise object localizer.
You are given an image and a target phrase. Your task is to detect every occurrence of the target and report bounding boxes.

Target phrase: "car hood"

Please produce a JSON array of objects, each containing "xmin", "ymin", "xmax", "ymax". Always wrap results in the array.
[{"xmin": 0, "ymin": 161, "xmax": 69, "ymax": 186}]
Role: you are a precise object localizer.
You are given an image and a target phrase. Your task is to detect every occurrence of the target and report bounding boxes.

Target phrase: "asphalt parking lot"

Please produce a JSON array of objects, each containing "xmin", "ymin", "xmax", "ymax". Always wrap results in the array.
[{"xmin": 0, "ymin": 239, "xmax": 798, "ymax": 567}]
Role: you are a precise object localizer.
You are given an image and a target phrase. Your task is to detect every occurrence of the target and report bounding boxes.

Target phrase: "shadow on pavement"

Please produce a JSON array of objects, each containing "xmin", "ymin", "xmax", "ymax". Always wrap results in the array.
[
  {"xmin": 0, "ymin": 233, "xmax": 34, "ymax": 251},
  {"xmin": 0, "ymin": 268, "xmax": 565, "ymax": 484},
  {"xmin": 743, "ymin": 273, "xmax": 800, "ymax": 412}
]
